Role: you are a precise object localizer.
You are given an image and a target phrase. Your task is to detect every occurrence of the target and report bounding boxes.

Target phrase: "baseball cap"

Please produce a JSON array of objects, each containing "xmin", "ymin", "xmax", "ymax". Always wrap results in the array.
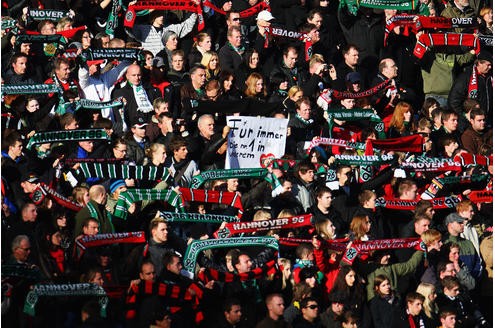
[
  {"xmin": 444, "ymin": 212, "xmax": 465, "ymax": 225},
  {"xmin": 131, "ymin": 116, "xmax": 148, "ymax": 128},
  {"xmin": 256, "ymin": 10, "xmax": 275, "ymax": 21},
  {"xmin": 21, "ymin": 172, "xmax": 39, "ymax": 183}
]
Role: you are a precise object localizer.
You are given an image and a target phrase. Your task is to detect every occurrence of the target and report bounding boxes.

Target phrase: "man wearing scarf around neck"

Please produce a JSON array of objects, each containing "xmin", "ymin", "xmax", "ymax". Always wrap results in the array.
[
  {"xmin": 448, "ymin": 51, "xmax": 493, "ymax": 127},
  {"xmin": 287, "ymin": 97, "xmax": 324, "ymax": 159},
  {"xmin": 74, "ymin": 184, "xmax": 113, "ymax": 237},
  {"xmin": 111, "ymin": 64, "xmax": 161, "ymax": 136},
  {"xmin": 219, "ymin": 26, "xmax": 245, "ymax": 72},
  {"xmin": 390, "ymin": 292, "xmax": 431, "ymax": 328}
]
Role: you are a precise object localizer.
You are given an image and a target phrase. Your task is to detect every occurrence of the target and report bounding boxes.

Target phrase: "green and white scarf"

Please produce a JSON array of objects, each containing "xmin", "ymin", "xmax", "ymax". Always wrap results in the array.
[
  {"xmin": 159, "ymin": 211, "xmax": 239, "ymax": 223},
  {"xmin": 114, "ymin": 189, "xmax": 184, "ymax": 219},
  {"xmin": 80, "ymin": 48, "xmax": 142, "ymax": 63},
  {"xmin": 190, "ymin": 168, "xmax": 268, "ymax": 188},
  {"xmin": 105, "ymin": 0, "xmax": 122, "ymax": 37},
  {"xmin": 183, "ymin": 236, "xmax": 278, "ymax": 275},
  {"xmin": 27, "ymin": 129, "xmax": 110, "ymax": 150},
  {"xmin": 24, "ymin": 283, "xmax": 108, "ymax": 317},
  {"xmin": 327, "ymin": 108, "xmax": 385, "ymax": 139},
  {"xmin": 28, "ymin": 9, "xmax": 69, "ymax": 21},
  {"xmin": 341, "ymin": 0, "xmax": 418, "ymax": 16},
  {"xmin": 2, "ymin": 83, "xmax": 59, "ymax": 95},
  {"xmin": 79, "ymin": 163, "xmax": 172, "ymax": 181}
]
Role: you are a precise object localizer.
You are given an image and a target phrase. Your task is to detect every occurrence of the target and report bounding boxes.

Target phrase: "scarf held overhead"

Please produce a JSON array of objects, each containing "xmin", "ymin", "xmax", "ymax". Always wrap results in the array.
[
  {"xmin": 114, "ymin": 189, "xmax": 184, "ymax": 219},
  {"xmin": 160, "ymin": 211, "xmax": 239, "ymax": 223},
  {"xmin": 124, "ymin": 0, "xmax": 204, "ymax": 30},
  {"xmin": 413, "ymin": 33, "xmax": 480, "ymax": 59},
  {"xmin": 179, "ymin": 187, "xmax": 244, "ymax": 219},
  {"xmin": 190, "ymin": 168, "xmax": 268, "ymax": 188},
  {"xmin": 26, "ymin": 129, "xmax": 110, "ymax": 149},
  {"xmin": 214, "ymin": 214, "xmax": 313, "ymax": 238},
  {"xmin": 375, "ymin": 195, "xmax": 462, "ymax": 210},
  {"xmin": 79, "ymin": 162, "xmax": 172, "ymax": 181}
]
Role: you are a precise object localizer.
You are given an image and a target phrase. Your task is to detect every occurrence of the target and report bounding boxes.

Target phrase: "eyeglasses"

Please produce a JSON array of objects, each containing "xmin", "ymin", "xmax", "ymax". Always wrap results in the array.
[
  {"xmin": 18, "ymin": 247, "xmax": 31, "ymax": 251},
  {"xmin": 232, "ymin": 17, "xmax": 241, "ymax": 21},
  {"xmin": 305, "ymin": 304, "xmax": 319, "ymax": 309}
]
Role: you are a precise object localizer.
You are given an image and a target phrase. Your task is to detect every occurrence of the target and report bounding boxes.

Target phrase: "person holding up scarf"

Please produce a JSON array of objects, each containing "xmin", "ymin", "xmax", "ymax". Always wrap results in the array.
[
  {"xmin": 448, "ymin": 51, "xmax": 493, "ymax": 126},
  {"xmin": 74, "ymin": 184, "xmax": 114, "ymax": 237}
]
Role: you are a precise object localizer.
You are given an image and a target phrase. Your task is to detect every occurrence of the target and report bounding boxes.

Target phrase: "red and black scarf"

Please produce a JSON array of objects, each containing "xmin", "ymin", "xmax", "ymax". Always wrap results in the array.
[
  {"xmin": 413, "ymin": 33, "xmax": 480, "ymax": 59},
  {"xmin": 179, "ymin": 187, "xmax": 244, "ymax": 219},
  {"xmin": 30, "ymin": 182, "xmax": 83, "ymax": 212}
]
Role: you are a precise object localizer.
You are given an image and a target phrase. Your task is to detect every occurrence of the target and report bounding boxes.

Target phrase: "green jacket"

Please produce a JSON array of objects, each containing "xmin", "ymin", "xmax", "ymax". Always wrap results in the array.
[
  {"xmin": 74, "ymin": 199, "xmax": 114, "ymax": 237},
  {"xmin": 366, "ymin": 251, "xmax": 424, "ymax": 301},
  {"xmin": 422, "ymin": 52, "xmax": 475, "ymax": 96}
]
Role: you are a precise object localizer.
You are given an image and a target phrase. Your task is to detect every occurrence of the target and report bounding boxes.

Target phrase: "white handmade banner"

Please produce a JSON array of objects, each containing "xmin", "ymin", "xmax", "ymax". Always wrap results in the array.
[{"xmin": 226, "ymin": 116, "xmax": 288, "ymax": 169}]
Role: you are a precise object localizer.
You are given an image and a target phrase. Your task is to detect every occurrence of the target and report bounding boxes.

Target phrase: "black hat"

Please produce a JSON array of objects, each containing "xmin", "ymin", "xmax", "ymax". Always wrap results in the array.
[
  {"xmin": 328, "ymin": 291, "xmax": 347, "ymax": 303},
  {"xmin": 477, "ymin": 50, "xmax": 492, "ymax": 63},
  {"xmin": 21, "ymin": 172, "xmax": 39, "ymax": 183},
  {"xmin": 345, "ymin": 72, "xmax": 361, "ymax": 84},
  {"xmin": 131, "ymin": 116, "xmax": 148, "ymax": 128}
]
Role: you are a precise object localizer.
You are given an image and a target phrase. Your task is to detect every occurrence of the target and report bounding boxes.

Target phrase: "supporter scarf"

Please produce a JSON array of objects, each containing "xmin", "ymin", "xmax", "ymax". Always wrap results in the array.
[
  {"xmin": 80, "ymin": 48, "xmax": 142, "ymax": 63},
  {"xmin": 214, "ymin": 214, "xmax": 313, "ymax": 238},
  {"xmin": 76, "ymin": 231, "xmax": 145, "ymax": 254},
  {"xmin": 342, "ymin": 238, "xmax": 426, "ymax": 265},
  {"xmin": 132, "ymin": 84, "xmax": 154, "ymax": 113},
  {"xmin": 125, "ymin": 280, "xmax": 201, "ymax": 321},
  {"xmin": 468, "ymin": 65, "xmax": 479, "ymax": 99},
  {"xmin": 114, "ymin": 188, "xmax": 184, "ymax": 219},
  {"xmin": 368, "ymin": 134, "xmax": 424, "ymax": 153},
  {"xmin": 105, "ymin": 0, "xmax": 122, "ymax": 37},
  {"xmin": 159, "ymin": 211, "xmax": 240, "ymax": 223},
  {"xmin": 2, "ymin": 264, "xmax": 43, "ymax": 281},
  {"xmin": 479, "ymin": 34, "xmax": 492, "ymax": 47},
  {"xmin": 76, "ymin": 97, "xmax": 125, "ymax": 111},
  {"xmin": 197, "ymin": 260, "xmax": 278, "ymax": 284},
  {"xmin": 15, "ymin": 34, "xmax": 65, "ymax": 46},
  {"xmin": 375, "ymin": 195, "xmax": 462, "ymax": 210},
  {"xmin": 24, "ymin": 25, "xmax": 86, "ymax": 39},
  {"xmin": 341, "ymin": 0, "xmax": 418, "ymax": 16},
  {"xmin": 28, "ymin": 9, "xmax": 69, "ymax": 21},
  {"xmin": 334, "ymin": 154, "xmax": 396, "ymax": 166},
  {"xmin": 306, "ymin": 137, "xmax": 367, "ymax": 154},
  {"xmin": 183, "ymin": 236, "xmax": 278, "ymax": 274},
  {"xmin": 64, "ymin": 158, "xmax": 122, "ymax": 164},
  {"xmin": 265, "ymin": 26, "xmax": 312, "ymax": 61},
  {"xmin": 402, "ymin": 157, "xmax": 462, "ymax": 172},
  {"xmin": 179, "ymin": 187, "xmax": 244, "ymax": 219},
  {"xmin": 78, "ymin": 163, "xmax": 172, "ymax": 181},
  {"xmin": 2, "ymin": 19, "xmax": 17, "ymax": 30},
  {"xmin": 326, "ymin": 108, "xmax": 385, "ymax": 139},
  {"xmin": 26, "ymin": 129, "xmax": 110, "ymax": 149},
  {"xmin": 318, "ymin": 79, "xmax": 391, "ymax": 107},
  {"xmin": 30, "ymin": 183, "xmax": 83, "ymax": 212},
  {"xmin": 278, "ymin": 237, "xmax": 349, "ymax": 252},
  {"xmin": 413, "ymin": 33, "xmax": 480, "ymax": 59},
  {"xmin": 455, "ymin": 152, "xmax": 491, "ymax": 167},
  {"xmin": 238, "ymin": 1, "xmax": 270, "ymax": 18},
  {"xmin": 422, "ymin": 174, "xmax": 489, "ymax": 199},
  {"xmin": 468, "ymin": 190, "xmax": 493, "ymax": 203},
  {"xmin": 124, "ymin": 0, "xmax": 204, "ymax": 30},
  {"xmin": 384, "ymin": 15, "xmax": 417, "ymax": 46},
  {"xmin": 190, "ymin": 168, "xmax": 268, "ymax": 188},
  {"xmin": 2, "ymin": 83, "xmax": 59, "ymax": 95},
  {"xmin": 24, "ymin": 283, "xmax": 108, "ymax": 317}
]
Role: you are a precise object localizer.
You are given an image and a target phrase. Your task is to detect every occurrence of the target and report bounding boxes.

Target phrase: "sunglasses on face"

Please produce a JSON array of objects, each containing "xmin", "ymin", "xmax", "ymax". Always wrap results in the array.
[{"xmin": 306, "ymin": 305, "xmax": 319, "ymax": 309}]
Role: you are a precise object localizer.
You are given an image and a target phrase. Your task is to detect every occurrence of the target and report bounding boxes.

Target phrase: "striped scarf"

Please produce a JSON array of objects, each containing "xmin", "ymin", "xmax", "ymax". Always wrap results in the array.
[
  {"xmin": 327, "ymin": 108, "xmax": 385, "ymax": 139},
  {"xmin": 114, "ymin": 189, "xmax": 184, "ymax": 219},
  {"xmin": 202, "ymin": 0, "xmax": 269, "ymax": 18},
  {"xmin": 265, "ymin": 26, "xmax": 313, "ymax": 61},
  {"xmin": 125, "ymin": 280, "xmax": 203, "ymax": 323},
  {"xmin": 198, "ymin": 260, "xmax": 278, "ymax": 283},
  {"xmin": 179, "ymin": 188, "xmax": 244, "ymax": 219},
  {"xmin": 76, "ymin": 231, "xmax": 146, "ymax": 252},
  {"xmin": 454, "ymin": 152, "xmax": 492, "ymax": 167},
  {"xmin": 79, "ymin": 163, "xmax": 172, "ymax": 181},
  {"xmin": 413, "ymin": 33, "xmax": 480, "ymax": 59}
]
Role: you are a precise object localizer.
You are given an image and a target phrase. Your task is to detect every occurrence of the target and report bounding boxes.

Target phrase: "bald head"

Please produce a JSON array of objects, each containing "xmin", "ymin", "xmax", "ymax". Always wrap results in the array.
[{"xmin": 126, "ymin": 64, "xmax": 142, "ymax": 86}]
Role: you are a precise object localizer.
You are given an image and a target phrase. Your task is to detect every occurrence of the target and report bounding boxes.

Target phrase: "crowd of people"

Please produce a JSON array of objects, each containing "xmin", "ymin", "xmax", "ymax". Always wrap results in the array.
[{"xmin": 1, "ymin": 0, "xmax": 493, "ymax": 327}]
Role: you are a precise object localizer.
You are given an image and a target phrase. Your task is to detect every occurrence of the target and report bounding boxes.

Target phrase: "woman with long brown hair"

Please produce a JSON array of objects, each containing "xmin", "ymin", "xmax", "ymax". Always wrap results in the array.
[{"xmin": 244, "ymin": 72, "xmax": 267, "ymax": 102}]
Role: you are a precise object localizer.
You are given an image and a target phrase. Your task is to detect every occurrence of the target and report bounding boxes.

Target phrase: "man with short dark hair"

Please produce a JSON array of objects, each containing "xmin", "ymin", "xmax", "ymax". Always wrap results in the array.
[
  {"xmin": 4, "ymin": 53, "xmax": 37, "ymax": 84},
  {"xmin": 271, "ymin": 46, "xmax": 305, "ymax": 88},
  {"xmin": 292, "ymin": 297, "xmax": 322, "ymax": 327},
  {"xmin": 430, "ymin": 110, "xmax": 462, "ymax": 156},
  {"xmin": 219, "ymin": 26, "xmax": 245, "ymax": 71},
  {"xmin": 219, "ymin": 298, "xmax": 245, "ymax": 328},
  {"xmin": 335, "ymin": 45, "xmax": 367, "ymax": 91},
  {"xmin": 292, "ymin": 162, "xmax": 316, "ymax": 212},
  {"xmin": 165, "ymin": 137, "xmax": 198, "ymax": 187},
  {"xmin": 461, "ymin": 109, "xmax": 490, "ymax": 154}
]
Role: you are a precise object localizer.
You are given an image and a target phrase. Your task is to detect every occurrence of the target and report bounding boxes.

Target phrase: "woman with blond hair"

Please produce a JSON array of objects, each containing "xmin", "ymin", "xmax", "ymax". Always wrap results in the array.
[
  {"xmin": 283, "ymin": 86, "xmax": 304, "ymax": 116},
  {"xmin": 315, "ymin": 219, "xmax": 336, "ymax": 241},
  {"xmin": 188, "ymin": 32, "xmax": 212, "ymax": 66},
  {"xmin": 200, "ymin": 51, "xmax": 220, "ymax": 81},
  {"xmin": 387, "ymin": 101, "xmax": 413, "ymax": 138},
  {"xmin": 244, "ymin": 72, "xmax": 267, "ymax": 102},
  {"xmin": 416, "ymin": 282, "xmax": 439, "ymax": 324}
]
